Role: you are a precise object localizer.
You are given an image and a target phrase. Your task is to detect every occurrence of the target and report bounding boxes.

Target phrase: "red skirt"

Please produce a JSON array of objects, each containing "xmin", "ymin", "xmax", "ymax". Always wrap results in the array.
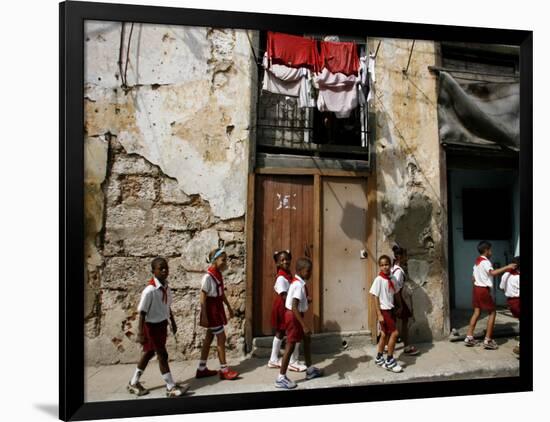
[
  {"xmin": 472, "ymin": 286, "xmax": 496, "ymax": 312},
  {"xmin": 271, "ymin": 295, "xmax": 286, "ymax": 332},
  {"xmin": 380, "ymin": 310, "xmax": 397, "ymax": 335},
  {"xmin": 507, "ymin": 297, "xmax": 520, "ymax": 318},
  {"xmin": 284, "ymin": 309, "xmax": 304, "ymax": 343},
  {"xmin": 200, "ymin": 296, "xmax": 227, "ymax": 328},
  {"xmin": 143, "ymin": 320, "xmax": 168, "ymax": 353}
]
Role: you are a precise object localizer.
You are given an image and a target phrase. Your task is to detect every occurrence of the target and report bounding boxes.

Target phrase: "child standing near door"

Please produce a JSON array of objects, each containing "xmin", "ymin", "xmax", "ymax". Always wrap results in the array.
[{"xmin": 268, "ymin": 250, "xmax": 306, "ymax": 371}]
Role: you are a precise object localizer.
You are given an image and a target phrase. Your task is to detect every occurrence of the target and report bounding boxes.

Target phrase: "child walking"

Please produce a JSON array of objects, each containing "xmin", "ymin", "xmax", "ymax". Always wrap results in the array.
[
  {"xmin": 500, "ymin": 256, "xmax": 520, "ymax": 355},
  {"xmin": 196, "ymin": 248, "xmax": 239, "ymax": 380},
  {"xmin": 127, "ymin": 257, "xmax": 188, "ymax": 398},
  {"xmin": 391, "ymin": 245, "xmax": 419, "ymax": 356},
  {"xmin": 268, "ymin": 250, "xmax": 306, "ymax": 372},
  {"xmin": 370, "ymin": 255, "xmax": 403, "ymax": 373},
  {"xmin": 464, "ymin": 241, "xmax": 517, "ymax": 350},
  {"xmin": 276, "ymin": 257, "xmax": 322, "ymax": 389}
]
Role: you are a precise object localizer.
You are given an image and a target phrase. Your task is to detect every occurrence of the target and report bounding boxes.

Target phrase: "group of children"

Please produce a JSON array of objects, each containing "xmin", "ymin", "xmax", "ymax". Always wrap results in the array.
[
  {"xmin": 464, "ymin": 240, "xmax": 520, "ymax": 354},
  {"xmin": 125, "ymin": 239, "xmax": 520, "ymax": 397}
]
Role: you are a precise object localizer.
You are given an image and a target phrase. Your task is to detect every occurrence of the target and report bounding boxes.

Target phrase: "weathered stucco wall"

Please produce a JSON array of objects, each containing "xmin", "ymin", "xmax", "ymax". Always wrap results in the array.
[
  {"xmin": 370, "ymin": 38, "xmax": 450, "ymax": 341},
  {"xmin": 83, "ymin": 21, "xmax": 256, "ymax": 365}
]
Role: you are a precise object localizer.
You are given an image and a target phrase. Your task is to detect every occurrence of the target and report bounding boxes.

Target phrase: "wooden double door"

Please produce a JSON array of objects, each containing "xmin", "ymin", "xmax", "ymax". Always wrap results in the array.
[{"xmin": 253, "ymin": 174, "xmax": 371, "ymax": 336}]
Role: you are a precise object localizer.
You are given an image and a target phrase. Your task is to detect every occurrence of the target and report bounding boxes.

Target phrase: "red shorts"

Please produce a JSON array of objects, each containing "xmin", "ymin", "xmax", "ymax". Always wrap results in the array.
[
  {"xmin": 271, "ymin": 295, "xmax": 286, "ymax": 332},
  {"xmin": 507, "ymin": 297, "xmax": 520, "ymax": 318},
  {"xmin": 380, "ymin": 310, "xmax": 397, "ymax": 335},
  {"xmin": 284, "ymin": 309, "xmax": 304, "ymax": 343},
  {"xmin": 472, "ymin": 286, "xmax": 496, "ymax": 312},
  {"xmin": 143, "ymin": 320, "xmax": 168, "ymax": 353}
]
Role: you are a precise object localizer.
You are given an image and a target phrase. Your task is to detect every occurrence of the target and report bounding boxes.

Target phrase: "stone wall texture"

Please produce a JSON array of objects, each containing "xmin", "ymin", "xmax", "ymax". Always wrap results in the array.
[
  {"xmin": 83, "ymin": 22, "xmax": 256, "ymax": 365},
  {"xmin": 370, "ymin": 38, "xmax": 450, "ymax": 341}
]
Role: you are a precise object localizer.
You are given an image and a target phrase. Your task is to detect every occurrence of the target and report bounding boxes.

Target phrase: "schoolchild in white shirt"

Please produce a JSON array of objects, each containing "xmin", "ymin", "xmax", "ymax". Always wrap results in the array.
[
  {"xmin": 275, "ymin": 258, "xmax": 322, "ymax": 389},
  {"xmin": 500, "ymin": 256, "xmax": 520, "ymax": 355},
  {"xmin": 370, "ymin": 255, "xmax": 403, "ymax": 373},
  {"xmin": 391, "ymin": 245, "xmax": 419, "ymax": 356},
  {"xmin": 464, "ymin": 241, "xmax": 517, "ymax": 350},
  {"xmin": 127, "ymin": 257, "xmax": 188, "ymax": 398}
]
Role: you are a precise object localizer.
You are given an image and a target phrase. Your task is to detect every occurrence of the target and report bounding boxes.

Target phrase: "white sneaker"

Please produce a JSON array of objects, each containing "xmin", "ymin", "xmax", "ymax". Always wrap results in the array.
[
  {"xmin": 288, "ymin": 360, "xmax": 307, "ymax": 372},
  {"xmin": 383, "ymin": 358, "xmax": 403, "ymax": 373},
  {"xmin": 275, "ymin": 375, "xmax": 297, "ymax": 389},
  {"xmin": 267, "ymin": 359, "xmax": 281, "ymax": 368}
]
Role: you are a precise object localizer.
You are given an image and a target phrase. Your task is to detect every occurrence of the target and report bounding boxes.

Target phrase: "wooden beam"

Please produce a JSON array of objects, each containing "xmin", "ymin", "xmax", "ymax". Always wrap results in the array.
[
  {"xmin": 366, "ymin": 171, "xmax": 378, "ymax": 343},
  {"xmin": 256, "ymin": 167, "xmax": 369, "ymax": 178},
  {"xmin": 244, "ymin": 173, "xmax": 255, "ymax": 352},
  {"xmin": 313, "ymin": 174, "xmax": 322, "ymax": 333}
]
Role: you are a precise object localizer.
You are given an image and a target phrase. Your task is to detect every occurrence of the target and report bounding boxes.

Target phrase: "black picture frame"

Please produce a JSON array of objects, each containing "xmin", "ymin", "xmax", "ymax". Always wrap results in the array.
[{"xmin": 60, "ymin": 1, "xmax": 533, "ymax": 420}]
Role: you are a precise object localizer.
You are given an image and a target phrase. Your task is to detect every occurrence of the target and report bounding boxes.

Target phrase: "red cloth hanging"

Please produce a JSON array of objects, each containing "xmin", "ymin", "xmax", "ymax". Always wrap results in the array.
[
  {"xmin": 267, "ymin": 31, "xmax": 319, "ymax": 71},
  {"xmin": 319, "ymin": 40, "xmax": 359, "ymax": 76}
]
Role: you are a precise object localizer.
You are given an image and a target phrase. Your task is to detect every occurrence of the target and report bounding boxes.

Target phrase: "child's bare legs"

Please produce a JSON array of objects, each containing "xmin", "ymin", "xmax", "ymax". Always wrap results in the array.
[
  {"xmin": 303, "ymin": 334, "xmax": 312, "ymax": 367},
  {"xmin": 387, "ymin": 331, "xmax": 399, "ymax": 356},
  {"xmin": 466, "ymin": 308, "xmax": 481, "ymax": 337},
  {"xmin": 156, "ymin": 347, "xmax": 170, "ymax": 374},
  {"xmin": 377, "ymin": 331, "xmax": 387, "ymax": 354},
  {"xmin": 216, "ymin": 331, "xmax": 227, "ymax": 365},
  {"xmin": 137, "ymin": 350, "xmax": 155, "ymax": 371},
  {"xmin": 486, "ymin": 310, "xmax": 496, "ymax": 339},
  {"xmin": 400, "ymin": 317, "xmax": 409, "ymax": 346},
  {"xmin": 280, "ymin": 341, "xmax": 296, "ymax": 375},
  {"xmin": 200, "ymin": 330, "xmax": 214, "ymax": 361}
]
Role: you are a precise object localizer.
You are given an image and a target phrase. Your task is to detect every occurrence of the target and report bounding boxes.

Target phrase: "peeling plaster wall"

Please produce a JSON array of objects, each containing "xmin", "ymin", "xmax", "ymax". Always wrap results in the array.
[
  {"xmin": 370, "ymin": 38, "xmax": 450, "ymax": 341},
  {"xmin": 83, "ymin": 22, "xmax": 256, "ymax": 365}
]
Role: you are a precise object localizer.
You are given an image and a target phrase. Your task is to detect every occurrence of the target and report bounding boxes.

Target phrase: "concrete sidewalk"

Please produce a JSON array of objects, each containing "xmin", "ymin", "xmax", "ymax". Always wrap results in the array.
[{"xmin": 85, "ymin": 337, "xmax": 520, "ymax": 402}]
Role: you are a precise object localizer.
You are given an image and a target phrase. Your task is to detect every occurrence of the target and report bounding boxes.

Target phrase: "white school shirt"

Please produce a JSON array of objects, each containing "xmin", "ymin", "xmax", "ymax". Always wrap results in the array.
[
  {"xmin": 391, "ymin": 264, "xmax": 405, "ymax": 292},
  {"xmin": 274, "ymin": 274, "xmax": 291, "ymax": 295},
  {"xmin": 500, "ymin": 271, "xmax": 520, "ymax": 298},
  {"xmin": 201, "ymin": 273, "xmax": 223, "ymax": 298},
  {"xmin": 137, "ymin": 277, "xmax": 173, "ymax": 323},
  {"xmin": 369, "ymin": 275, "xmax": 395, "ymax": 310},
  {"xmin": 285, "ymin": 275, "xmax": 309, "ymax": 313},
  {"xmin": 473, "ymin": 256, "xmax": 494, "ymax": 288}
]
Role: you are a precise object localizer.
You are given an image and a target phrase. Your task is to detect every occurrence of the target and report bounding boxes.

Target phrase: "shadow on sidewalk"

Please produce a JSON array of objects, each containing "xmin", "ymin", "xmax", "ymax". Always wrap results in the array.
[
  {"xmin": 396, "ymin": 342, "xmax": 434, "ymax": 368},
  {"xmin": 319, "ymin": 352, "xmax": 370, "ymax": 380}
]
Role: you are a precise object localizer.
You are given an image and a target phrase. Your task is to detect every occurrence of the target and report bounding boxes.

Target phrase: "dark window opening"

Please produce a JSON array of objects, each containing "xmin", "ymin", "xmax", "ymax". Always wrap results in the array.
[{"xmin": 462, "ymin": 188, "xmax": 512, "ymax": 240}]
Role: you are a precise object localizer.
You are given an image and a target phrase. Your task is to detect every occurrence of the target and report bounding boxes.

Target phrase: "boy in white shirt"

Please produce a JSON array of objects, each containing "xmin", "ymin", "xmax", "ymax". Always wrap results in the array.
[
  {"xmin": 275, "ymin": 258, "xmax": 323, "ymax": 389},
  {"xmin": 370, "ymin": 255, "xmax": 403, "ymax": 373},
  {"xmin": 500, "ymin": 256, "xmax": 520, "ymax": 355},
  {"xmin": 464, "ymin": 241, "xmax": 517, "ymax": 350},
  {"xmin": 127, "ymin": 258, "xmax": 188, "ymax": 398}
]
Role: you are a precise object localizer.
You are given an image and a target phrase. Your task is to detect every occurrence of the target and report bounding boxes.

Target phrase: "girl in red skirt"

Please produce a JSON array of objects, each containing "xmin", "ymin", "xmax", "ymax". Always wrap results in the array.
[
  {"xmin": 196, "ymin": 248, "xmax": 239, "ymax": 380},
  {"xmin": 500, "ymin": 256, "xmax": 520, "ymax": 355},
  {"xmin": 391, "ymin": 245, "xmax": 419, "ymax": 356}
]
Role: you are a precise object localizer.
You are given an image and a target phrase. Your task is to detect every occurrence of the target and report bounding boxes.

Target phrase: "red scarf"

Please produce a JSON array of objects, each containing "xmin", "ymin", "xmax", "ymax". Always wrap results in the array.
[
  {"xmin": 475, "ymin": 256, "xmax": 488, "ymax": 266},
  {"xmin": 277, "ymin": 269, "xmax": 292, "ymax": 282},
  {"xmin": 207, "ymin": 266, "xmax": 224, "ymax": 296},
  {"xmin": 379, "ymin": 271, "xmax": 396, "ymax": 292},
  {"xmin": 148, "ymin": 278, "xmax": 167, "ymax": 304},
  {"xmin": 507, "ymin": 269, "xmax": 520, "ymax": 276}
]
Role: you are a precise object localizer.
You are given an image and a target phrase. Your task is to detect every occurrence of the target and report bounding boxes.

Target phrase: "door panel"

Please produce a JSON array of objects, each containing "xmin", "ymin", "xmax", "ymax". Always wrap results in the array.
[
  {"xmin": 253, "ymin": 175, "xmax": 315, "ymax": 336},
  {"xmin": 322, "ymin": 177, "xmax": 369, "ymax": 332}
]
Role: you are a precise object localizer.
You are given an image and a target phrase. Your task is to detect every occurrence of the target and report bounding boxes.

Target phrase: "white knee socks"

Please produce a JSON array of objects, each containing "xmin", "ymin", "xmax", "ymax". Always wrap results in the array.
[{"xmin": 270, "ymin": 337, "xmax": 283, "ymax": 362}]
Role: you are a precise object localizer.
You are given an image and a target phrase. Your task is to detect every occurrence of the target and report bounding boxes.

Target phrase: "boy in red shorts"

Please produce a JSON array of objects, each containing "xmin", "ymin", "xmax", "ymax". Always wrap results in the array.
[
  {"xmin": 370, "ymin": 255, "xmax": 403, "ymax": 373},
  {"xmin": 464, "ymin": 241, "xmax": 517, "ymax": 350},
  {"xmin": 275, "ymin": 257, "xmax": 322, "ymax": 389},
  {"xmin": 127, "ymin": 257, "xmax": 188, "ymax": 398}
]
